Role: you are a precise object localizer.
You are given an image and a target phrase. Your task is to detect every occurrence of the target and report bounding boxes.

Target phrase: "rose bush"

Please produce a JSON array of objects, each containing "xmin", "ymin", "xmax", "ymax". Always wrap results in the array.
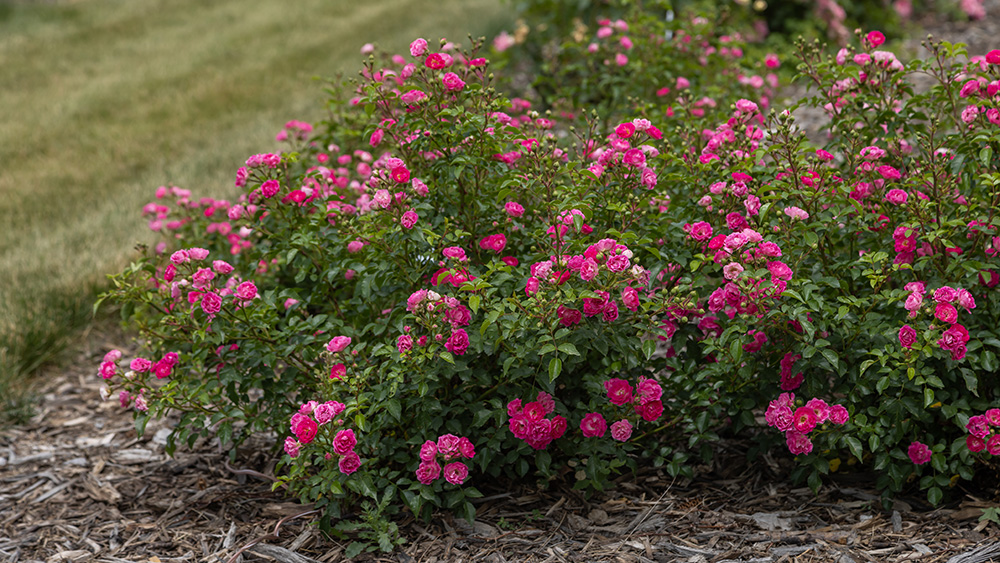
[{"xmin": 97, "ymin": 0, "xmax": 999, "ymax": 548}]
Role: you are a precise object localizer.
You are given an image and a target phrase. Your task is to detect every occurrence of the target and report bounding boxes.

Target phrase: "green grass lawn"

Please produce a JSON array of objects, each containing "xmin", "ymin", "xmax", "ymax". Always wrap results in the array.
[{"xmin": 0, "ymin": 0, "xmax": 511, "ymax": 419}]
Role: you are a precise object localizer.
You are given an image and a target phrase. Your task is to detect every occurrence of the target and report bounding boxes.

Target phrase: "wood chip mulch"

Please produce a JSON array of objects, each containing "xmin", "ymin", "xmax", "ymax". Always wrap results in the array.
[{"xmin": 1, "ymin": 325, "xmax": 998, "ymax": 563}]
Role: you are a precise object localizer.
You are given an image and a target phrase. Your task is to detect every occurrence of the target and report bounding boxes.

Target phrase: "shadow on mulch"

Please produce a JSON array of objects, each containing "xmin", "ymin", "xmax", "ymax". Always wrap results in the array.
[{"xmin": 1, "ymin": 323, "xmax": 999, "ymax": 563}]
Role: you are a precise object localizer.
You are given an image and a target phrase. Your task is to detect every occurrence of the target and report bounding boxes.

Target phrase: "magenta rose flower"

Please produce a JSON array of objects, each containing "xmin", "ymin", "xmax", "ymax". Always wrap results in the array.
[
  {"xmin": 444, "ymin": 329, "xmax": 469, "ymax": 356},
  {"xmin": 610, "ymin": 419, "xmax": 633, "ymax": 442},
  {"xmin": 792, "ymin": 406, "xmax": 818, "ymax": 434},
  {"xmin": 443, "ymin": 462, "xmax": 469, "ymax": 485},
  {"xmin": 637, "ymin": 400, "xmax": 664, "ymax": 422},
  {"xmin": 283, "ymin": 437, "xmax": 300, "ymax": 458},
  {"xmin": 785, "ymin": 430, "xmax": 813, "ymax": 455},
  {"xmin": 291, "ymin": 416, "xmax": 318, "ymax": 445},
  {"xmin": 580, "ymin": 412, "xmax": 607, "ymax": 438},
  {"xmin": 934, "ymin": 303, "xmax": 958, "ymax": 324},
  {"xmin": 333, "ymin": 429, "xmax": 357, "ymax": 455},
  {"xmin": 907, "ymin": 441, "xmax": 932, "ymax": 465},
  {"xmin": 419, "ymin": 440, "xmax": 438, "ymax": 462},
  {"xmin": 437, "ymin": 434, "xmax": 461, "ymax": 460},
  {"xmin": 338, "ymin": 451, "xmax": 361, "ymax": 475},
  {"xmin": 898, "ymin": 325, "xmax": 917, "ymax": 349},
  {"xmin": 326, "ymin": 336, "xmax": 352, "ymax": 353},
  {"xmin": 550, "ymin": 415, "xmax": 568, "ymax": 439},
  {"xmin": 604, "ymin": 378, "xmax": 634, "ymax": 406},
  {"xmin": 235, "ymin": 281, "xmax": 257, "ymax": 301},
  {"xmin": 416, "ymin": 460, "xmax": 441, "ymax": 484},
  {"xmin": 828, "ymin": 404, "xmax": 850, "ymax": 425}
]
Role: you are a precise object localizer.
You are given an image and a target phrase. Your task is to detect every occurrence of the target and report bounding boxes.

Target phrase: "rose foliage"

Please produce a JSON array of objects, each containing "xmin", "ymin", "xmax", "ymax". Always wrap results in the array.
[{"xmin": 98, "ymin": 1, "xmax": 1000, "ymax": 543}]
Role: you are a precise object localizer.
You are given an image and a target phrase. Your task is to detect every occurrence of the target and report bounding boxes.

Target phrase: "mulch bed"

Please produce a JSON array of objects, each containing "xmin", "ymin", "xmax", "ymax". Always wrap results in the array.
[{"xmin": 1, "ymin": 325, "xmax": 999, "ymax": 563}]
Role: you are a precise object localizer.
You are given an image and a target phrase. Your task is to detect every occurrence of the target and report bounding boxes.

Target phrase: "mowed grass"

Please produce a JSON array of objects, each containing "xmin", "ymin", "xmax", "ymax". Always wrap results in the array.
[{"xmin": 0, "ymin": 0, "xmax": 512, "ymax": 420}]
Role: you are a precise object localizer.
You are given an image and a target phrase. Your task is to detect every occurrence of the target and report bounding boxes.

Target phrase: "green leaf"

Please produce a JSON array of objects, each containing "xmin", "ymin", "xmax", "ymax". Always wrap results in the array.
[
  {"xmin": 548, "ymin": 357, "xmax": 562, "ymax": 382},
  {"xmin": 345, "ymin": 542, "xmax": 365, "ymax": 559},
  {"xmin": 558, "ymin": 342, "xmax": 580, "ymax": 356},
  {"xmin": 538, "ymin": 343, "xmax": 557, "ymax": 356},
  {"xmin": 927, "ymin": 486, "xmax": 943, "ymax": 506},
  {"xmin": 385, "ymin": 399, "xmax": 401, "ymax": 421},
  {"xmin": 859, "ymin": 359, "xmax": 875, "ymax": 377},
  {"xmin": 845, "ymin": 436, "xmax": 864, "ymax": 462},
  {"xmin": 642, "ymin": 339, "xmax": 656, "ymax": 361},
  {"xmin": 923, "ymin": 388, "xmax": 935, "ymax": 408},
  {"xmin": 468, "ymin": 294, "xmax": 481, "ymax": 314},
  {"xmin": 820, "ymin": 348, "xmax": 839, "ymax": 371}
]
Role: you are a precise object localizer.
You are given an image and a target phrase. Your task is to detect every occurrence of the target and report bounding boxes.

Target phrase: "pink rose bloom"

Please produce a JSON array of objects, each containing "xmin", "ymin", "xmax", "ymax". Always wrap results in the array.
[
  {"xmin": 333, "ymin": 429, "xmax": 357, "ymax": 455},
  {"xmin": 637, "ymin": 400, "xmax": 663, "ymax": 422},
  {"xmin": 933, "ymin": 286, "xmax": 957, "ymax": 303},
  {"xmin": 347, "ymin": 240, "xmax": 365, "ymax": 253},
  {"xmin": 768, "ymin": 261, "xmax": 793, "ymax": 281},
  {"xmin": 416, "ymin": 460, "xmax": 442, "ymax": 484},
  {"xmin": 602, "ymin": 300, "xmax": 619, "ymax": 322},
  {"xmin": 521, "ymin": 401, "xmax": 546, "ymax": 421},
  {"xmin": 153, "ymin": 360, "xmax": 172, "ymax": 379},
  {"xmin": 401, "ymin": 210, "xmax": 419, "ymax": 229},
  {"xmin": 313, "ymin": 402, "xmax": 340, "ymax": 424},
  {"xmin": 557, "ymin": 306, "xmax": 582, "ymax": 327},
  {"xmin": 898, "ymin": 325, "xmax": 917, "ymax": 348},
  {"xmin": 967, "ymin": 415, "xmax": 990, "ymax": 439},
  {"xmin": 551, "ymin": 415, "xmax": 568, "ymax": 439},
  {"xmin": 508, "ymin": 416, "xmax": 529, "ymax": 440},
  {"xmin": 606, "ymin": 254, "xmax": 630, "ymax": 272},
  {"xmin": 885, "ymin": 189, "xmax": 908, "ymax": 205},
  {"xmin": 723, "ymin": 262, "xmax": 744, "ymax": 281},
  {"xmin": 444, "ymin": 329, "xmax": 469, "ymax": 355},
  {"xmin": 580, "ymin": 412, "xmax": 607, "ymax": 438},
  {"xmin": 507, "ymin": 399, "xmax": 523, "ymax": 417},
  {"xmin": 610, "ymin": 419, "xmax": 633, "ymax": 442},
  {"xmin": 792, "ymin": 406, "xmax": 818, "ymax": 434},
  {"xmin": 329, "ymin": 363, "xmax": 346, "ymax": 380},
  {"xmin": 424, "ymin": 52, "xmax": 453, "ymax": 69},
  {"xmin": 213, "ymin": 260, "xmax": 234, "ymax": 275},
  {"xmin": 689, "ymin": 221, "xmax": 713, "ymax": 241},
  {"xmin": 409, "ymin": 38, "xmax": 428, "ymax": 57},
  {"xmin": 984, "ymin": 408, "xmax": 1000, "ymax": 427},
  {"xmin": 397, "ymin": 334, "xmax": 413, "ymax": 353},
  {"xmin": 326, "ymin": 336, "xmax": 352, "ymax": 353},
  {"xmin": 442, "ymin": 72, "xmax": 466, "ymax": 91},
  {"xmin": 783, "ymin": 206, "xmax": 809, "ymax": 221},
  {"xmin": 805, "ymin": 398, "xmax": 830, "ymax": 424},
  {"xmin": 104, "ymin": 349, "xmax": 122, "ymax": 363},
  {"xmin": 437, "ymin": 434, "xmax": 462, "ymax": 460},
  {"xmin": 291, "ymin": 416, "xmax": 318, "ymax": 445},
  {"xmin": 785, "ymin": 430, "xmax": 813, "ymax": 455},
  {"xmin": 442, "ymin": 246, "xmax": 467, "ymax": 261},
  {"xmin": 622, "ymin": 148, "xmax": 646, "ymax": 167},
  {"xmin": 636, "ymin": 377, "xmax": 662, "ymax": 404},
  {"xmin": 130, "ymin": 357, "xmax": 152, "ymax": 372},
  {"xmin": 934, "ymin": 303, "xmax": 958, "ymax": 324},
  {"xmin": 420, "ymin": 440, "xmax": 438, "ymax": 461},
  {"xmin": 621, "ymin": 286, "xmax": 640, "ymax": 312},
  {"xmin": 907, "ymin": 441, "xmax": 932, "ymax": 465},
  {"xmin": 260, "ymin": 179, "xmax": 280, "ymax": 198},
  {"xmin": 339, "ymin": 451, "xmax": 361, "ymax": 475},
  {"xmin": 235, "ymin": 281, "xmax": 257, "ymax": 301},
  {"xmin": 956, "ymin": 289, "xmax": 976, "ymax": 310},
  {"xmin": 505, "ymin": 201, "xmax": 524, "ymax": 217},
  {"xmin": 828, "ymin": 404, "xmax": 849, "ymax": 425},
  {"xmin": 967, "ymin": 435, "xmax": 986, "ymax": 453},
  {"xmin": 400, "ymin": 90, "xmax": 427, "ymax": 104},
  {"xmin": 99, "ymin": 361, "xmax": 117, "ymax": 380},
  {"xmin": 866, "ymin": 30, "xmax": 885, "ymax": 48},
  {"xmin": 170, "ymin": 249, "xmax": 190, "ymax": 264},
  {"xmin": 458, "ymin": 437, "xmax": 475, "ymax": 459},
  {"xmin": 604, "ymin": 378, "xmax": 634, "ymax": 406},
  {"xmin": 580, "ymin": 258, "xmax": 599, "ymax": 281},
  {"xmin": 283, "ymin": 437, "xmax": 300, "ymax": 458},
  {"xmin": 615, "ymin": 122, "xmax": 635, "ymax": 138},
  {"xmin": 443, "ymin": 461, "xmax": 469, "ymax": 485}
]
